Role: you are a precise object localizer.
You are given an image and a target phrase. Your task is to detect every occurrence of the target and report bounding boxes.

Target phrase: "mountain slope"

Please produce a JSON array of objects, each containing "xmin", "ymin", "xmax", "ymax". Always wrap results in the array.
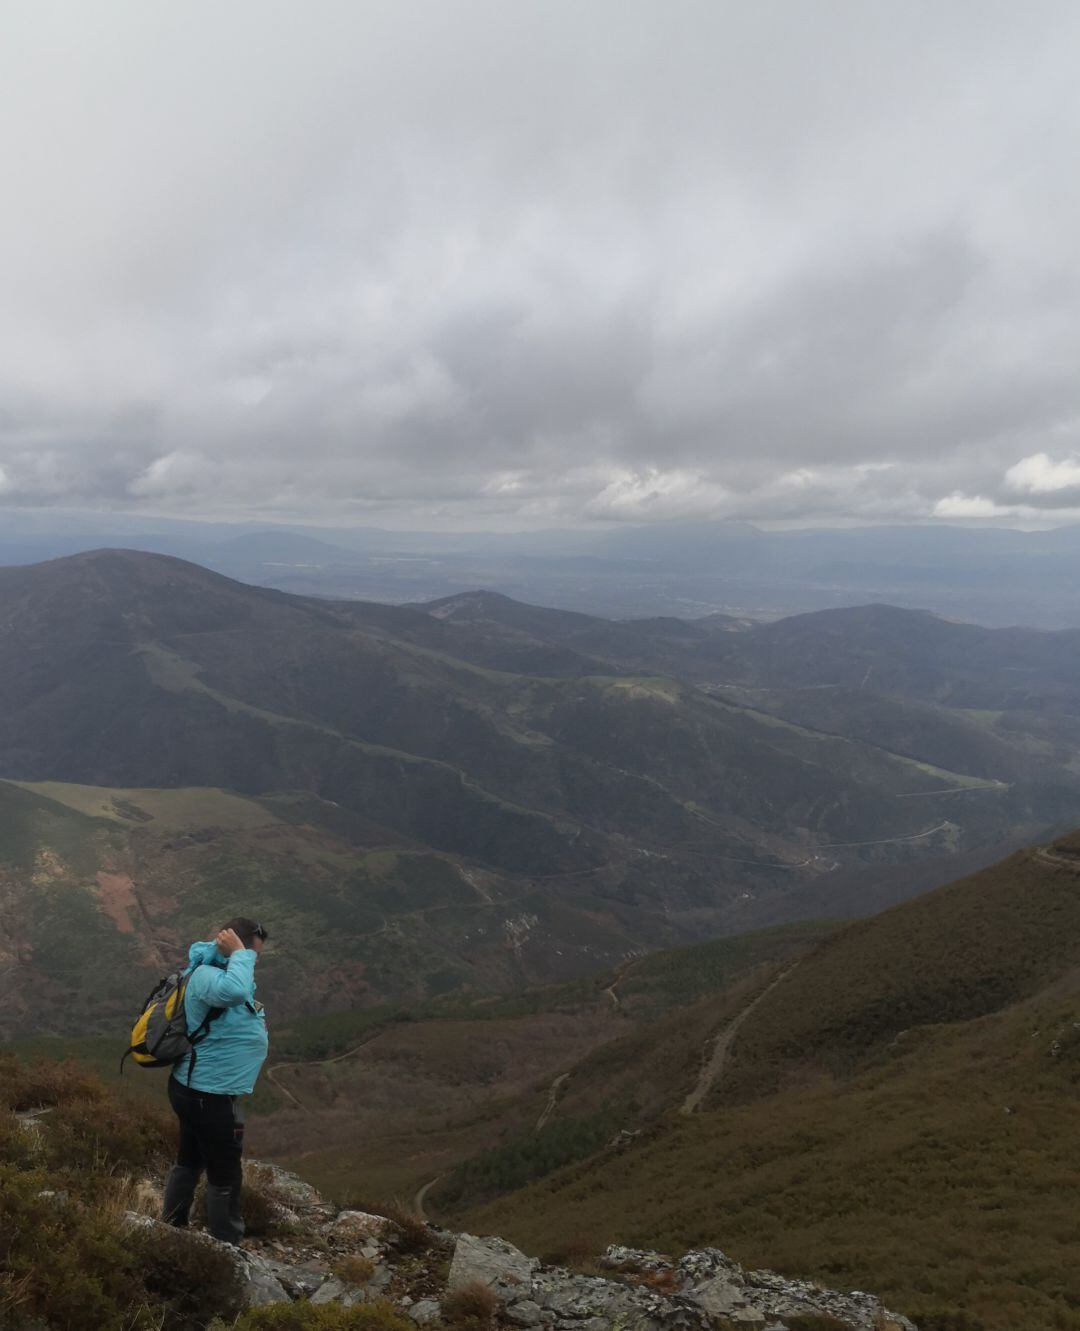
[{"xmin": 459, "ymin": 833, "xmax": 1080, "ymax": 1330}]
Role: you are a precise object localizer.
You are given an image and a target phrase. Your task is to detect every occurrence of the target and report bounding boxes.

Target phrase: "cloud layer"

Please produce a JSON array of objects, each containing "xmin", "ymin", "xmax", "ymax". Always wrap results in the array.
[{"xmin": 1, "ymin": 0, "xmax": 1079, "ymax": 527}]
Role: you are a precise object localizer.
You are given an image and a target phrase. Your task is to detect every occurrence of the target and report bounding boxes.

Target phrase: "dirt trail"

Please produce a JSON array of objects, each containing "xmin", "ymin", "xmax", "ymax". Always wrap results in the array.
[
  {"xmin": 535, "ymin": 1071, "xmax": 570, "ymax": 1131},
  {"xmin": 413, "ymin": 1173, "xmax": 445, "ymax": 1220},
  {"xmin": 680, "ymin": 965, "xmax": 798, "ymax": 1116},
  {"xmin": 265, "ymin": 1028, "xmax": 390, "ymax": 1114},
  {"xmin": 603, "ymin": 954, "xmax": 649, "ymax": 1011}
]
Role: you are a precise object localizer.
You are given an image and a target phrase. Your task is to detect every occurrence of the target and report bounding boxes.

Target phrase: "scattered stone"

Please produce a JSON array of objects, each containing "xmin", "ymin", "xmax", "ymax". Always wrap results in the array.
[
  {"xmin": 449, "ymin": 1233, "xmax": 538, "ymax": 1296},
  {"xmin": 309, "ymin": 1276, "xmax": 368, "ymax": 1308},
  {"xmin": 328, "ymin": 1209, "xmax": 389, "ymax": 1243},
  {"xmin": 258, "ymin": 1256, "xmax": 327, "ymax": 1298},
  {"xmin": 241, "ymin": 1253, "xmax": 293, "ymax": 1307},
  {"xmin": 408, "ymin": 1299, "xmax": 441, "ymax": 1324}
]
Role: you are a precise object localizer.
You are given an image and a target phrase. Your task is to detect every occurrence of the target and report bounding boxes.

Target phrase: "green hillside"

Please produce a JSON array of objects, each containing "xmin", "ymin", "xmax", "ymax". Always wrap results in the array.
[
  {"xmin": 455, "ymin": 837, "xmax": 1080, "ymax": 1330},
  {"xmin": 0, "ymin": 777, "xmax": 675, "ymax": 1040}
]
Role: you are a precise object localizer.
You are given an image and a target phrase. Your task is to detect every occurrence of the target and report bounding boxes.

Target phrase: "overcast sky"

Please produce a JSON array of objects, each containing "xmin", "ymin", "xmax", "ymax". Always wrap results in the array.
[{"xmin": 1, "ymin": 0, "xmax": 1078, "ymax": 530}]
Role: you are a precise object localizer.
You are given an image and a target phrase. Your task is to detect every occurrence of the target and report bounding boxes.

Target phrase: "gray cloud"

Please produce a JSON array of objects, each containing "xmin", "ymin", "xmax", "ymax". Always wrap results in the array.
[{"xmin": 1, "ymin": 0, "xmax": 1079, "ymax": 528}]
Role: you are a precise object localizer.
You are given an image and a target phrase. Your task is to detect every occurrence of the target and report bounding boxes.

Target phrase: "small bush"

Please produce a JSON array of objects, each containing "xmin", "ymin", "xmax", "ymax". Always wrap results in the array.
[
  {"xmin": 333, "ymin": 1253, "xmax": 376, "ymax": 1285},
  {"xmin": 234, "ymin": 1300, "xmax": 412, "ymax": 1329},
  {"xmin": 132, "ymin": 1223, "xmax": 245, "ymax": 1329},
  {"xmin": 39, "ymin": 1095, "xmax": 172, "ymax": 1181},
  {"xmin": 240, "ymin": 1179, "xmax": 286, "ymax": 1236},
  {"xmin": 380, "ymin": 1198, "xmax": 433, "ymax": 1253},
  {"xmin": 441, "ymin": 1280, "xmax": 500, "ymax": 1330},
  {"xmin": 0, "ymin": 1112, "xmax": 37, "ymax": 1169},
  {"xmin": 0, "ymin": 1053, "xmax": 104, "ymax": 1112},
  {"xmin": 0, "ymin": 1164, "xmax": 144, "ymax": 1330},
  {"xmin": 539, "ymin": 1236, "xmax": 602, "ymax": 1274}
]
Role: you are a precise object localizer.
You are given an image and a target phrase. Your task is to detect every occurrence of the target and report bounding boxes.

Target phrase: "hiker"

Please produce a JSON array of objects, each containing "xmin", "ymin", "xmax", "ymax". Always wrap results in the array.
[{"xmin": 161, "ymin": 917, "xmax": 269, "ymax": 1243}]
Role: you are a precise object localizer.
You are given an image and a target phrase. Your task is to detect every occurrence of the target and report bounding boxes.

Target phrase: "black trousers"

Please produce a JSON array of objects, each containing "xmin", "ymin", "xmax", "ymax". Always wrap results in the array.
[{"xmin": 162, "ymin": 1076, "xmax": 246, "ymax": 1242}]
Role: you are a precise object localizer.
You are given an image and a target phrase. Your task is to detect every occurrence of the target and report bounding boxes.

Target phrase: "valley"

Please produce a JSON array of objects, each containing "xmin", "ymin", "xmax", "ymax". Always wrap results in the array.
[{"xmin": 6, "ymin": 549, "xmax": 1080, "ymax": 1328}]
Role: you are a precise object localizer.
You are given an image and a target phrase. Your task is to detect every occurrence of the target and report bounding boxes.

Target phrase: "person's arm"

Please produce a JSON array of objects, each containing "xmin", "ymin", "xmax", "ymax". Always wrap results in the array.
[{"xmin": 191, "ymin": 929, "xmax": 257, "ymax": 1007}]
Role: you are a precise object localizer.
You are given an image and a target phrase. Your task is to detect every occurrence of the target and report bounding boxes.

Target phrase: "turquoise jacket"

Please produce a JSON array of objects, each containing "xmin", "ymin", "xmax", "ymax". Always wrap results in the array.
[{"xmin": 171, "ymin": 941, "xmax": 268, "ymax": 1095}]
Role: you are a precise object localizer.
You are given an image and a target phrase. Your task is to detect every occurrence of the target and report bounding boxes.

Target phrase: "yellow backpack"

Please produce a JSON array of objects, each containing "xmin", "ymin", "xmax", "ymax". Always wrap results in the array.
[{"xmin": 121, "ymin": 967, "xmax": 223, "ymax": 1080}]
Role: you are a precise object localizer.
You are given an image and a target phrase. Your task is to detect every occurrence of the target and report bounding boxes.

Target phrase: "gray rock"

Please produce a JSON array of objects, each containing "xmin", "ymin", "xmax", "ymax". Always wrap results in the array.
[
  {"xmin": 257, "ymin": 1256, "xmax": 327, "ymax": 1298},
  {"xmin": 506, "ymin": 1300, "xmax": 544, "ymax": 1326},
  {"xmin": 369, "ymin": 1264, "xmax": 392, "ymax": 1292},
  {"xmin": 310, "ymin": 1277, "xmax": 368, "ymax": 1308},
  {"xmin": 449, "ymin": 1233, "xmax": 538, "ymax": 1297},
  {"xmin": 686, "ymin": 1274, "xmax": 754, "ymax": 1316},
  {"xmin": 121, "ymin": 1212, "xmax": 289, "ymax": 1308},
  {"xmin": 408, "ymin": 1300, "xmax": 442, "ymax": 1325},
  {"xmin": 246, "ymin": 1161, "xmax": 324, "ymax": 1211},
  {"xmin": 240, "ymin": 1253, "xmax": 292, "ymax": 1307}
]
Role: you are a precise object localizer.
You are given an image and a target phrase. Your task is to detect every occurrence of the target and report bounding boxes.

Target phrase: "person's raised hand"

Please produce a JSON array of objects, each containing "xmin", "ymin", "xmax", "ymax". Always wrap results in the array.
[{"xmin": 215, "ymin": 928, "xmax": 246, "ymax": 957}]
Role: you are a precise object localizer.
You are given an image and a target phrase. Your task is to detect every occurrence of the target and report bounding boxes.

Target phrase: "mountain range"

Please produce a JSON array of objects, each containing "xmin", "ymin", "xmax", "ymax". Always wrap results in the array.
[
  {"xmin": 6, "ymin": 512, "xmax": 1080, "ymax": 625},
  {"xmin": 3, "ymin": 549, "xmax": 1080, "ymax": 1035}
]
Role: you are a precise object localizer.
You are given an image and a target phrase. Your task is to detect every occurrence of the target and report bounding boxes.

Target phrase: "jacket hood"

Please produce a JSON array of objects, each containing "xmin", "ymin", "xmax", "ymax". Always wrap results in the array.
[{"xmin": 187, "ymin": 940, "xmax": 226, "ymax": 969}]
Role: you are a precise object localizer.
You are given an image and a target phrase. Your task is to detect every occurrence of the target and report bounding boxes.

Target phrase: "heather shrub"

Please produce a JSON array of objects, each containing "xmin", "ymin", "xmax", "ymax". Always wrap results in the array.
[
  {"xmin": 130, "ymin": 1222, "xmax": 245, "ymax": 1329},
  {"xmin": 233, "ymin": 1301, "xmax": 412, "ymax": 1329},
  {"xmin": 539, "ymin": 1235, "xmax": 601, "ymax": 1273},
  {"xmin": 332, "ymin": 1253, "xmax": 376, "ymax": 1284},
  {"xmin": 380, "ymin": 1198, "xmax": 433, "ymax": 1252},
  {"xmin": 38, "ymin": 1093, "xmax": 172, "ymax": 1180},
  {"xmin": 0, "ymin": 1052, "xmax": 104, "ymax": 1112},
  {"xmin": 441, "ymin": 1280, "xmax": 500, "ymax": 1330},
  {"xmin": 0, "ymin": 1166, "xmax": 137, "ymax": 1331},
  {"xmin": 0, "ymin": 1110, "xmax": 36, "ymax": 1168}
]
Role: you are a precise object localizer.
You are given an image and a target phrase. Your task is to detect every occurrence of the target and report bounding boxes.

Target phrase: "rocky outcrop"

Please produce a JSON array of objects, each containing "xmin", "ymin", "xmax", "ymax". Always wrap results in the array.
[
  {"xmin": 453, "ymin": 1235, "xmax": 917, "ymax": 1330},
  {"xmin": 122, "ymin": 1161, "xmax": 918, "ymax": 1330},
  {"xmin": 122, "ymin": 1213, "xmax": 291, "ymax": 1308}
]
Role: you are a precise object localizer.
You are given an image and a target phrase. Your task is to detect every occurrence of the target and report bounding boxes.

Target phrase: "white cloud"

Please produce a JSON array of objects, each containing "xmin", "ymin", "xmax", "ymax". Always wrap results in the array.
[
  {"xmin": 933, "ymin": 492, "xmax": 1013, "ymax": 518},
  {"xmin": 585, "ymin": 468, "xmax": 730, "ymax": 521},
  {"xmin": 1004, "ymin": 452, "xmax": 1080, "ymax": 494},
  {"xmin": 0, "ymin": 2, "xmax": 1079, "ymax": 527}
]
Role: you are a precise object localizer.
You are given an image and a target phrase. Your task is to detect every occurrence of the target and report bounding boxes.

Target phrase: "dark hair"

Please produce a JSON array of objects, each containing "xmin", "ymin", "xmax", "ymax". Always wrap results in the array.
[{"xmin": 220, "ymin": 916, "xmax": 269, "ymax": 948}]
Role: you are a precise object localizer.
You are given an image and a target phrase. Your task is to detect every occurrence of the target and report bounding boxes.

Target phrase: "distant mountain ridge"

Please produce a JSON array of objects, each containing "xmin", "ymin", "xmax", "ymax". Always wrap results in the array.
[{"xmin": 6, "ymin": 514, "xmax": 1080, "ymax": 624}]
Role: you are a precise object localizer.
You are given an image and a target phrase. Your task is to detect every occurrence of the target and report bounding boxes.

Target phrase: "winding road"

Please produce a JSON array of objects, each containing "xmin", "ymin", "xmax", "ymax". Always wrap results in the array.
[{"xmin": 680, "ymin": 964, "xmax": 799, "ymax": 1115}]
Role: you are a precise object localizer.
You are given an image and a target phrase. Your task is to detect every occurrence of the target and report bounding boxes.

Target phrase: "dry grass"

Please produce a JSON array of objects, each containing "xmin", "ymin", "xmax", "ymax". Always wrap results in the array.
[
  {"xmin": 379, "ymin": 1198, "xmax": 433, "ymax": 1253},
  {"xmin": 332, "ymin": 1254, "xmax": 376, "ymax": 1285},
  {"xmin": 441, "ymin": 1280, "xmax": 500, "ymax": 1330}
]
